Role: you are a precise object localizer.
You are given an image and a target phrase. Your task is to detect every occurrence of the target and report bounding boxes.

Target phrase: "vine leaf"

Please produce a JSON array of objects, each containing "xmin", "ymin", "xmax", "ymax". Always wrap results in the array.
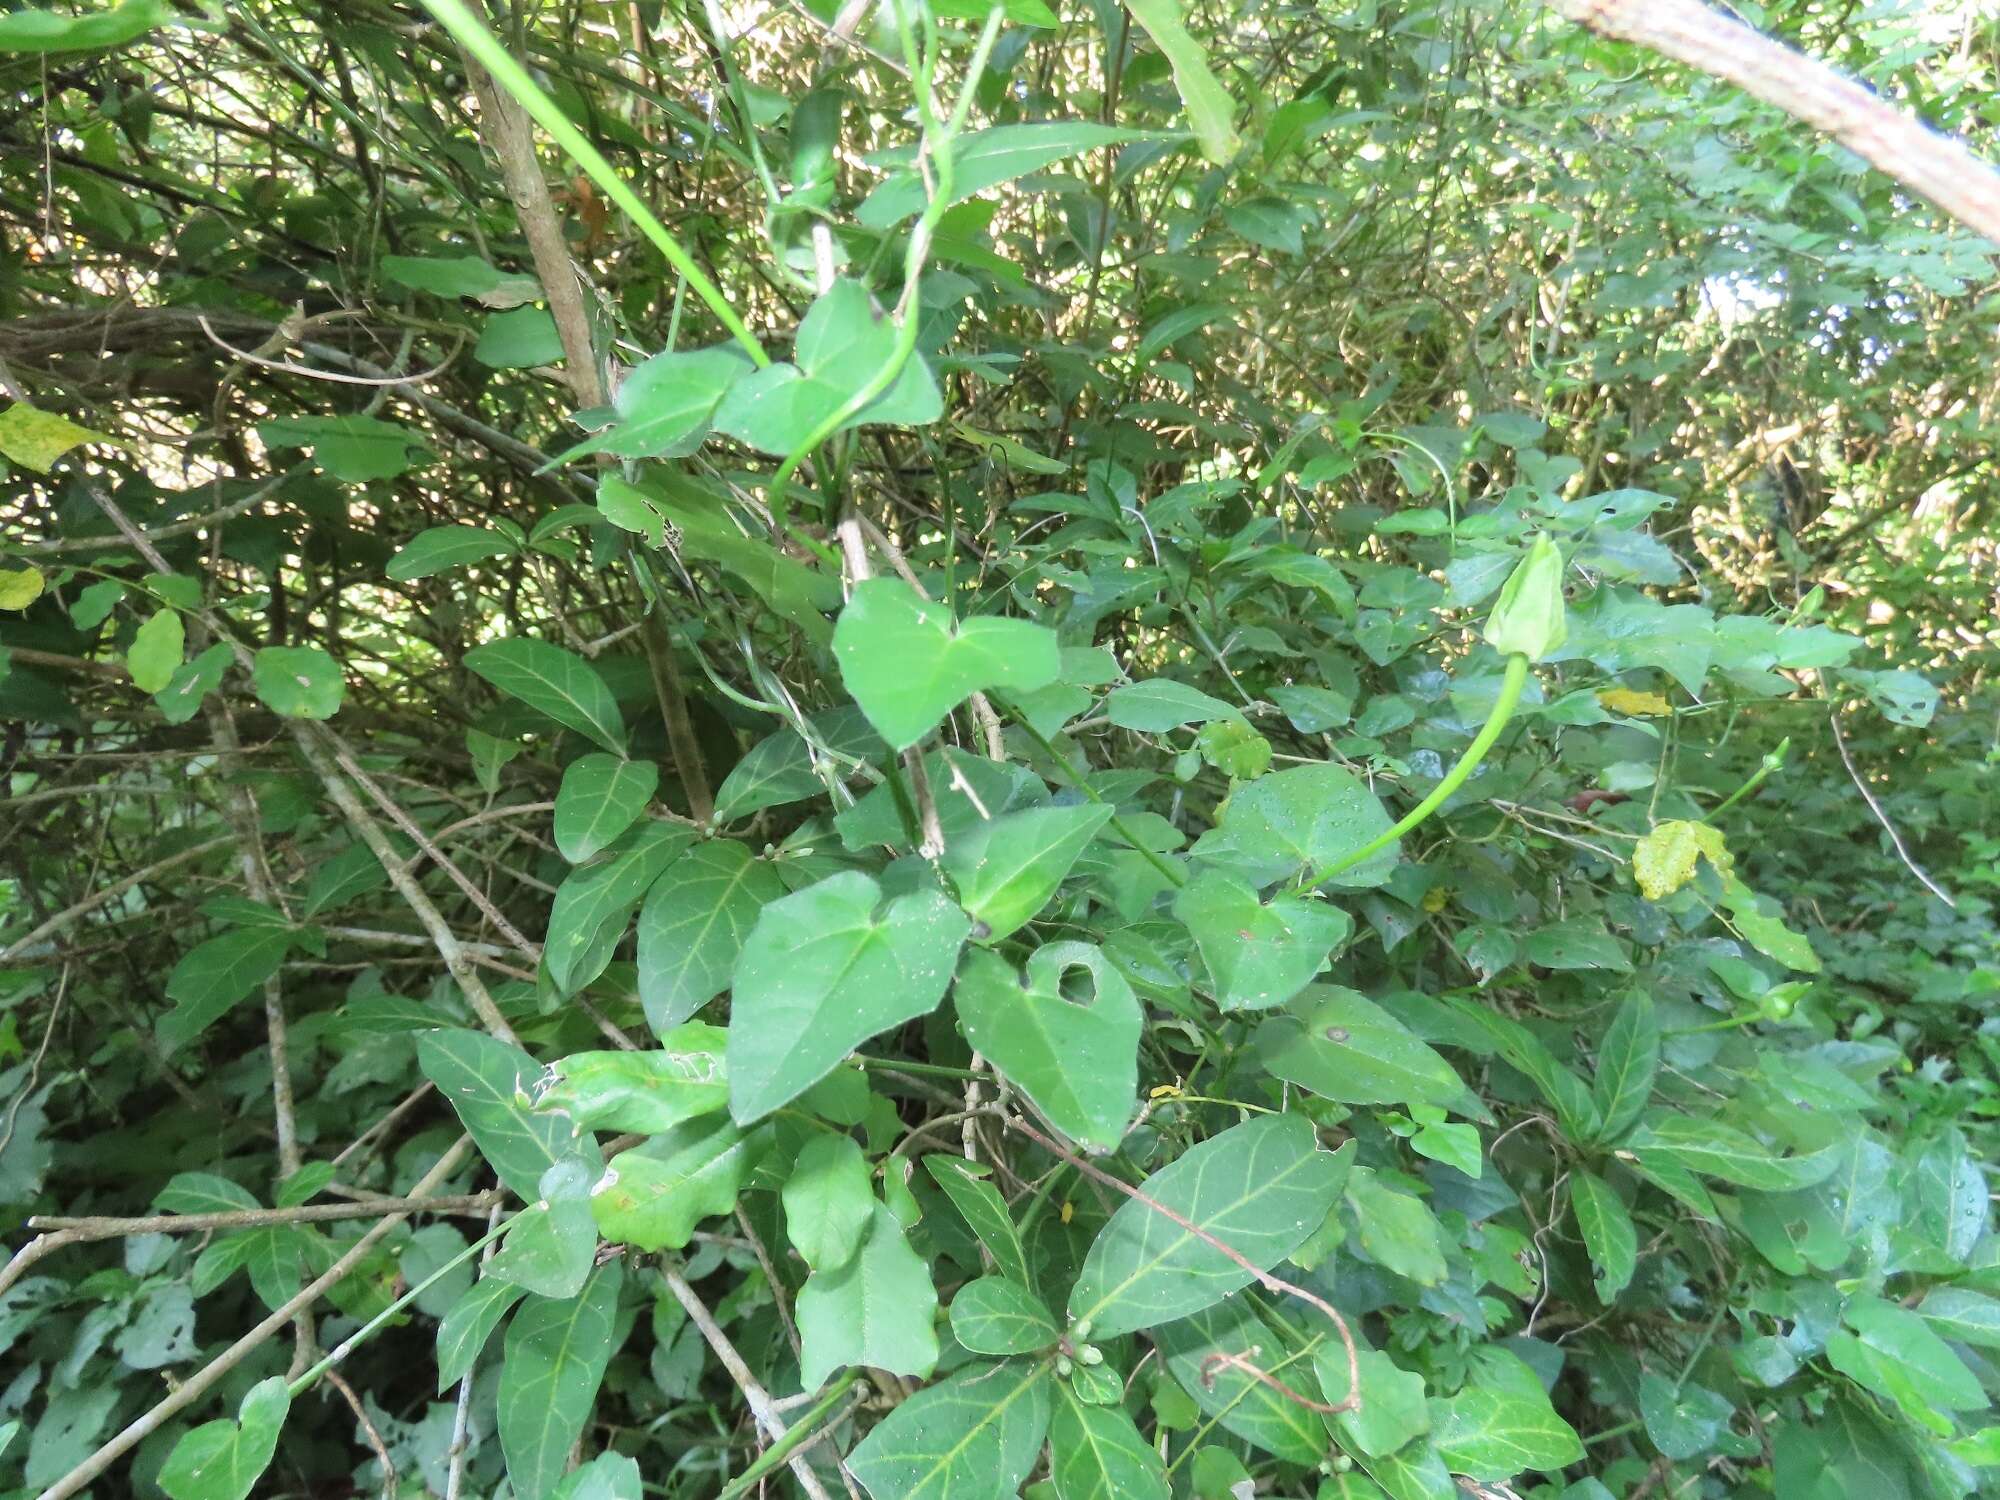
[
  {"xmin": 846, "ymin": 1359, "xmax": 1054, "ymax": 1500},
  {"xmin": 418, "ymin": 1030, "xmax": 602, "ymax": 1200},
  {"xmin": 831, "ymin": 579, "xmax": 1060, "ymax": 752},
  {"xmin": 727, "ymin": 872, "xmax": 969, "ymax": 1123},
  {"xmin": 464, "ymin": 637, "xmax": 627, "ymax": 754},
  {"xmin": 157, "ymin": 1376, "xmax": 289, "ymax": 1500},
  {"xmin": 797, "ymin": 1203, "xmax": 939, "ymax": 1389},
  {"xmin": 953, "ymin": 942, "xmax": 1139, "ymax": 1151},
  {"xmin": 498, "ymin": 1263, "xmax": 624, "ymax": 1500},
  {"xmin": 1068, "ymin": 1114, "xmax": 1346, "ymax": 1338}
]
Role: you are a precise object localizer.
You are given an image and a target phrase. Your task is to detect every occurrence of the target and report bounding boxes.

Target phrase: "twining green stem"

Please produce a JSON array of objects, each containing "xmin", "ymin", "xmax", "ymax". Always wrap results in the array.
[
  {"xmin": 287, "ymin": 1210, "xmax": 517, "ymax": 1398},
  {"xmin": 767, "ymin": 4, "xmax": 1008, "ymax": 513},
  {"xmin": 1007, "ymin": 711, "xmax": 1190, "ymax": 889},
  {"xmin": 1705, "ymin": 736, "xmax": 1790, "ymax": 821},
  {"xmin": 713, "ymin": 1370, "xmax": 861, "ymax": 1500},
  {"xmin": 1312, "ymin": 652, "xmax": 1532, "ymax": 883},
  {"xmin": 417, "ymin": 0, "xmax": 769, "ymax": 367}
]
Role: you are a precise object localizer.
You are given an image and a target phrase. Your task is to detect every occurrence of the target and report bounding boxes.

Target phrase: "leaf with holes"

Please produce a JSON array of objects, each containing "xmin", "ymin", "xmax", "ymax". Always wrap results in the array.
[{"xmin": 955, "ymin": 943, "xmax": 1140, "ymax": 1151}]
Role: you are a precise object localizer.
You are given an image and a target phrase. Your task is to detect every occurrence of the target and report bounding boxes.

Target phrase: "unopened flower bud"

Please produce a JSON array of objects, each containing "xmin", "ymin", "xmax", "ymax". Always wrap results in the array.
[{"xmin": 1484, "ymin": 534, "xmax": 1568, "ymax": 662}]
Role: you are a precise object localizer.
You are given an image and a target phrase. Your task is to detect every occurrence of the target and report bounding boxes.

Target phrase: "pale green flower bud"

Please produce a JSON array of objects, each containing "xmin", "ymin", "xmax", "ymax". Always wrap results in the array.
[{"xmin": 1484, "ymin": 534, "xmax": 1568, "ymax": 662}]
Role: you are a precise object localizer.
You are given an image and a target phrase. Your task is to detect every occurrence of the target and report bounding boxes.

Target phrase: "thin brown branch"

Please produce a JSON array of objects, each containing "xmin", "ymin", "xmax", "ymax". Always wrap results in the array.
[
  {"xmin": 994, "ymin": 1112, "xmax": 1362, "ymax": 1415},
  {"xmin": 33, "ymin": 1137, "xmax": 475, "ymax": 1500},
  {"xmin": 1552, "ymin": 0, "xmax": 2000, "ymax": 244}
]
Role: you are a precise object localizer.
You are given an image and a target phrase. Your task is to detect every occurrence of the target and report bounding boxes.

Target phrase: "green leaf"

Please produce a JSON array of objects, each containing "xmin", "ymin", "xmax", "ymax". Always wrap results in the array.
[
  {"xmin": 1103, "ymin": 679, "xmax": 1241, "ymax": 732},
  {"xmin": 1919, "ymin": 1288, "xmax": 2000, "ymax": 1350},
  {"xmin": 1069, "ymin": 1114, "xmax": 1348, "ymax": 1337},
  {"xmin": 157, "ymin": 1377, "xmax": 288, "ymax": 1500},
  {"xmin": 782, "ymin": 1134, "xmax": 876, "ymax": 1274},
  {"xmin": 945, "ymin": 803, "xmax": 1113, "ymax": 942},
  {"xmin": 924, "ymin": 1156, "xmax": 1032, "ymax": 1285},
  {"xmin": 1176, "ymin": 870, "xmax": 1350, "ymax": 1011},
  {"xmin": 0, "ymin": 401, "xmax": 112, "ymax": 467},
  {"xmin": 486, "ymin": 1157, "xmax": 598, "ymax": 1300},
  {"xmin": 250, "ymin": 645, "xmax": 343, "ymax": 720},
  {"xmin": 728, "ymin": 872, "xmax": 971, "ymax": 1122},
  {"xmin": 1720, "ymin": 875, "xmax": 1820, "ymax": 973},
  {"xmin": 589, "ymin": 1115, "xmax": 763, "ymax": 1252},
  {"xmin": 159, "ymin": 926, "xmax": 295, "ymax": 1051},
  {"xmin": 544, "ymin": 821, "xmax": 695, "ymax": 996},
  {"xmin": 799, "ymin": 1202, "xmax": 940, "ymax": 1388},
  {"xmin": 1590, "ymin": 990, "xmax": 1659, "ymax": 1141},
  {"xmin": 1122, "ymin": 0, "xmax": 1239, "ymax": 162},
  {"xmin": 155, "ymin": 642, "xmax": 232, "ymax": 725},
  {"xmin": 955, "ymin": 942, "xmax": 1140, "ymax": 1152},
  {"xmin": 535, "ymin": 1023, "xmax": 729, "ymax": 1134},
  {"xmin": 1625, "ymin": 1114, "xmax": 1838, "ymax": 1191},
  {"xmin": 418, "ymin": 1030, "xmax": 603, "ymax": 1200},
  {"xmin": 1255, "ymin": 987, "xmax": 1483, "ymax": 1117},
  {"xmin": 387, "ymin": 525, "xmax": 518, "ymax": 581},
  {"xmin": 1571, "ymin": 1171, "xmax": 1637, "ymax": 1302},
  {"xmin": 1830, "ymin": 1295, "xmax": 1987, "ymax": 1413},
  {"xmin": 949, "ymin": 1275, "xmax": 1058, "ymax": 1355},
  {"xmin": 1321, "ymin": 1346, "xmax": 1430, "ymax": 1459},
  {"xmin": 436, "ymin": 1275, "xmax": 528, "ymax": 1393},
  {"xmin": 713, "ymin": 279, "xmax": 941, "ymax": 454},
  {"xmin": 1344, "ymin": 1167, "xmax": 1446, "ymax": 1285},
  {"xmin": 637, "ymin": 839, "xmax": 785, "ymax": 1033},
  {"xmin": 553, "ymin": 754, "xmax": 658, "ymax": 863},
  {"xmin": 1154, "ymin": 1297, "xmax": 1325, "ymax": 1463},
  {"xmin": 498, "ymin": 1263, "xmax": 624, "ymax": 1500},
  {"xmin": 1636, "ymin": 1371, "xmax": 1734, "ymax": 1461},
  {"xmin": 858, "ymin": 123, "xmax": 1172, "ymax": 227},
  {"xmin": 833, "ymin": 579, "xmax": 1061, "ymax": 752},
  {"xmin": 847, "ymin": 1359, "xmax": 1054, "ymax": 1500},
  {"xmin": 1225, "ymin": 195, "xmax": 1313, "ymax": 254},
  {"xmin": 631, "ymin": 472, "xmax": 843, "ymax": 645},
  {"xmin": 1048, "ymin": 1386, "xmax": 1168, "ymax": 1500},
  {"xmin": 257, "ymin": 414, "xmax": 427, "ymax": 483},
  {"xmin": 711, "ymin": 706, "xmax": 884, "ymax": 821},
  {"xmin": 127, "ymin": 608, "xmax": 183, "ymax": 692},
  {"xmin": 475, "ymin": 306, "xmax": 565, "ymax": 368},
  {"xmin": 589, "ymin": 345, "xmax": 752, "ymax": 459},
  {"xmin": 1430, "ymin": 1374, "xmax": 1584, "ymax": 1479},
  {"xmin": 464, "ymin": 638, "xmax": 627, "ymax": 754},
  {"xmin": 1192, "ymin": 763, "xmax": 1398, "ymax": 890},
  {"xmin": 382, "ymin": 254, "xmax": 505, "ymax": 299}
]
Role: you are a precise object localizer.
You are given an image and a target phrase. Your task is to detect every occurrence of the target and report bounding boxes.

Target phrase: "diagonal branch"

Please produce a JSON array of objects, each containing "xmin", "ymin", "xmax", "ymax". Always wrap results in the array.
[{"xmin": 1550, "ymin": 0, "xmax": 2000, "ymax": 244}]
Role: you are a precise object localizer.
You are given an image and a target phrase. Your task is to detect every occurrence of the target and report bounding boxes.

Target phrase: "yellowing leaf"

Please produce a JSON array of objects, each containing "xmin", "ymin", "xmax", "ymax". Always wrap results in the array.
[
  {"xmin": 0, "ymin": 567, "xmax": 44, "ymax": 611},
  {"xmin": 1632, "ymin": 819, "xmax": 1732, "ymax": 902},
  {"xmin": 1598, "ymin": 687, "xmax": 1672, "ymax": 717},
  {"xmin": 0, "ymin": 403, "xmax": 111, "ymax": 473}
]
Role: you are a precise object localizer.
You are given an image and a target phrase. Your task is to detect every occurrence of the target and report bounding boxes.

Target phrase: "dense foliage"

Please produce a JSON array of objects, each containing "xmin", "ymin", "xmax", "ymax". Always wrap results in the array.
[{"xmin": 2, "ymin": 0, "xmax": 1998, "ymax": 1497}]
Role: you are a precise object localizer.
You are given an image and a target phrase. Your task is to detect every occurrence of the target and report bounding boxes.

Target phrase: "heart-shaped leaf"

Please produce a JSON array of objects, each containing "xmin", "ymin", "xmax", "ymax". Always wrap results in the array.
[
  {"xmin": 798, "ymin": 1202, "xmax": 939, "ymax": 1389},
  {"xmin": 712, "ymin": 279, "xmax": 942, "ymax": 455},
  {"xmin": 944, "ymin": 803, "xmax": 1113, "ymax": 942},
  {"xmin": 158, "ymin": 1377, "xmax": 289, "ymax": 1500},
  {"xmin": 833, "ymin": 579, "xmax": 1060, "ymax": 752},
  {"xmin": 954, "ymin": 942, "xmax": 1140, "ymax": 1151},
  {"xmin": 591, "ymin": 344, "xmax": 752, "ymax": 458},
  {"xmin": 1176, "ymin": 869, "xmax": 1349, "ymax": 1011},
  {"xmin": 728, "ymin": 871, "xmax": 970, "ymax": 1122}
]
